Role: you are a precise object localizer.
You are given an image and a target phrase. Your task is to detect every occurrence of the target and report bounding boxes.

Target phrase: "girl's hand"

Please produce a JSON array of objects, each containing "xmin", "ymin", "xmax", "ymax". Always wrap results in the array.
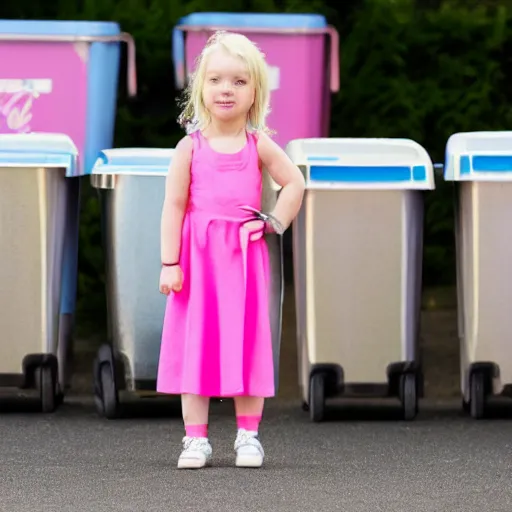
[
  {"xmin": 241, "ymin": 219, "xmax": 265, "ymax": 241},
  {"xmin": 159, "ymin": 265, "xmax": 184, "ymax": 295},
  {"xmin": 242, "ymin": 219, "xmax": 264, "ymax": 233}
]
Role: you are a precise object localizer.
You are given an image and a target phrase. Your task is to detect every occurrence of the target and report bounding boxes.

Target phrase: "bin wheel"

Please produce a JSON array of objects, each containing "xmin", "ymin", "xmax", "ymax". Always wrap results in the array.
[
  {"xmin": 36, "ymin": 366, "xmax": 57, "ymax": 413},
  {"xmin": 309, "ymin": 373, "xmax": 325, "ymax": 422},
  {"xmin": 301, "ymin": 401, "xmax": 309, "ymax": 412},
  {"xmin": 93, "ymin": 356, "xmax": 106, "ymax": 416},
  {"xmin": 98, "ymin": 362, "xmax": 119, "ymax": 419},
  {"xmin": 400, "ymin": 373, "xmax": 417, "ymax": 421},
  {"xmin": 470, "ymin": 371, "xmax": 486, "ymax": 419}
]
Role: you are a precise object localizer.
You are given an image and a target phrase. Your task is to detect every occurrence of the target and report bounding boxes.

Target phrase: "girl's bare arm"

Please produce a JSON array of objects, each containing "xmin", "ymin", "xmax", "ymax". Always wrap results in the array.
[
  {"xmin": 161, "ymin": 136, "xmax": 193, "ymax": 264},
  {"xmin": 257, "ymin": 132, "xmax": 305, "ymax": 230}
]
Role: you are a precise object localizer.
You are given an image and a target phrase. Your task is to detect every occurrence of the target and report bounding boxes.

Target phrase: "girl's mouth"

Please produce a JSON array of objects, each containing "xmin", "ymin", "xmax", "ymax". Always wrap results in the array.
[{"xmin": 216, "ymin": 101, "xmax": 235, "ymax": 109}]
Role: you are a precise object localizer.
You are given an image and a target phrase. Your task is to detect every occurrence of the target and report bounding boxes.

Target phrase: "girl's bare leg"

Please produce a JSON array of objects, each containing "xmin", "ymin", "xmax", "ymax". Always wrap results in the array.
[
  {"xmin": 233, "ymin": 396, "xmax": 265, "ymax": 468},
  {"xmin": 177, "ymin": 394, "xmax": 212, "ymax": 469},
  {"xmin": 233, "ymin": 396, "xmax": 264, "ymax": 431},
  {"xmin": 181, "ymin": 393, "xmax": 210, "ymax": 436}
]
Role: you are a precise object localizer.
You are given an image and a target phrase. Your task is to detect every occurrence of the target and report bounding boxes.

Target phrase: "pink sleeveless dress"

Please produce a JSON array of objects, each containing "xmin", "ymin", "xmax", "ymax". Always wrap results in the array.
[{"xmin": 156, "ymin": 130, "xmax": 275, "ymax": 397}]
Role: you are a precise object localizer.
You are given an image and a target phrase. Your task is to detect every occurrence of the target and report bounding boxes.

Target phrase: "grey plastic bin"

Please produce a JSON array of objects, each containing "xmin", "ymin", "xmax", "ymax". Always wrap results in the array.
[
  {"xmin": 0, "ymin": 133, "xmax": 80, "ymax": 412},
  {"xmin": 445, "ymin": 131, "xmax": 512, "ymax": 419},
  {"xmin": 287, "ymin": 137, "xmax": 435, "ymax": 421},
  {"xmin": 90, "ymin": 148, "xmax": 283, "ymax": 418}
]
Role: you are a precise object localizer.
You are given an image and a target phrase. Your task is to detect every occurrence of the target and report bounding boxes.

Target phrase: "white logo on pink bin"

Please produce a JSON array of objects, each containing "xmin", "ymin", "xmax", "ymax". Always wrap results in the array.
[
  {"xmin": 0, "ymin": 79, "xmax": 52, "ymax": 133},
  {"xmin": 267, "ymin": 65, "xmax": 280, "ymax": 91}
]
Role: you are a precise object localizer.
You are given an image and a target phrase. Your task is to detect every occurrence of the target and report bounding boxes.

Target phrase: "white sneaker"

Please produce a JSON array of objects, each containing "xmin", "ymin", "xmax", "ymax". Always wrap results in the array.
[
  {"xmin": 177, "ymin": 436, "xmax": 212, "ymax": 469},
  {"xmin": 234, "ymin": 429, "xmax": 264, "ymax": 468}
]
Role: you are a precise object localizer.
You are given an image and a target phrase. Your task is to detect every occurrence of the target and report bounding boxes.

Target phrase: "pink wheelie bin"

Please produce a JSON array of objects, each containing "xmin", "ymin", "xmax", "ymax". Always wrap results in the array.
[{"xmin": 172, "ymin": 13, "xmax": 339, "ymax": 149}]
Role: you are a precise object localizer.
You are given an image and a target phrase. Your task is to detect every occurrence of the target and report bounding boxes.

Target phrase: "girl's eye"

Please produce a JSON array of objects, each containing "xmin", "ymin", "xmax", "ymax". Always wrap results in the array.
[
  {"xmin": 209, "ymin": 77, "xmax": 219, "ymax": 83},
  {"xmin": 235, "ymin": 80, "xmax": 246, "ymax": 86}
]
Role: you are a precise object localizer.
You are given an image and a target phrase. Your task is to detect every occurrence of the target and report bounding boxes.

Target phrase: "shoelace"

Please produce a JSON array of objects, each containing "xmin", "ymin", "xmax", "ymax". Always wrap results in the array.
[
  {"xmin": 182, "ymin": 437, "xmax": 210, "ymax": 451},
  {"xmin": 235, "ymin": 431, "xmax": 261, "ymax": 451}
]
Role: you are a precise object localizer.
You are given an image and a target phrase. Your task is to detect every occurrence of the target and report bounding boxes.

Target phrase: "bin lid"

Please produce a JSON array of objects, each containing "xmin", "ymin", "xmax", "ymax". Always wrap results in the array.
[
  {"xmin": 285, "ymin": 137, "xmax": 435, "ymax": 190},
  {"xmin": 91, "ymin": 148, "xmax": 174, "ymax": 176},
  {"xmin": 172, "ymin": 13, "xmax": 328, "ymax": 91},
  {"xmin": 0, "ymin": 133, "xmax": 78, "ymax": 176},
  {"xmin": 444, "ymin": 131, "xmax": 512, "ymax": 181},
  {"xmin": 175, "ymin": 13, "xmax": 327, "ymax": 29},
  {"xmin": 0, "ymin": 20, "xmax": 120, "ymax": 37}
]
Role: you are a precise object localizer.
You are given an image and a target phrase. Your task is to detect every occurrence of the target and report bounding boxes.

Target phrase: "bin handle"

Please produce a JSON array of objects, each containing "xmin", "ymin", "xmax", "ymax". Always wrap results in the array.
[
  {"xmin": 172, "ymin": 25, "xmax": 340, "ymax": 93},
  {"xmin": 118, "ymin": 32, "xmax": 137, "ymax": 97},
  {"xmin": 326, "ymin": 26, "xmax": 340, "ymax": 93},
  {"xmin": 172, "ymin": 27, "xmax": 187, "ymax": 90},
  {"xmin": 0, "ymin": 32, "xmax": 137, "ymax": 97}
]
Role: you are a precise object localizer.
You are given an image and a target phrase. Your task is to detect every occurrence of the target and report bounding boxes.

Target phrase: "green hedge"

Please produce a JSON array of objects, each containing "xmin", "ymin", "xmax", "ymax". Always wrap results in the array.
[
  {"xmin": 1, "ymin": 0, "xmax": 511, "ymax": 331},
  {"xmin": 334, "ymin": 0, "xmax": 511, "ymax": 286}
]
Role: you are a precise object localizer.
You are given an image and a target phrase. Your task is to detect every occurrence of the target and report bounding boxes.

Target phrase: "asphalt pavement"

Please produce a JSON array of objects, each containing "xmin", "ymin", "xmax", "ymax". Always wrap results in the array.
[{"xmin": 1, "ymin": 394, "xmax": 512, "ymax": 512}]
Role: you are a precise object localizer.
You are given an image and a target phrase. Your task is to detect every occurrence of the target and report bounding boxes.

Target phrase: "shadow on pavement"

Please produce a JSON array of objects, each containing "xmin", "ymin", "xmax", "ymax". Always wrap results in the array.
[{"xmin": 2, "ymin": 392, "xmax": 512, "ymax": 424}]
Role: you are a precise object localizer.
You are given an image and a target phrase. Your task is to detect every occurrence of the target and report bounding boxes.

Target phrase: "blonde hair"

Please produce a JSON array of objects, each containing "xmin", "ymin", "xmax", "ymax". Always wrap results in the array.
[{"xmin": 178, "ymin": 31, "xmax": 272, "ymax": 134}]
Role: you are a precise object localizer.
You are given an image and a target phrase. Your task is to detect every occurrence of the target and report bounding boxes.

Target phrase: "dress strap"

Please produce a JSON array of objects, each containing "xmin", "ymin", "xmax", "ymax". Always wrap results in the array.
[
  {"xmin": 246, "ymin": 130, "xmax": 262, "ymax": 170},
  {"xmin": 189, "ymin": 130, "xmax": 201, "ymax": 153},
  {"xmin": 247, "ymin": 130, "xmax": 260, "ymax": 144}
]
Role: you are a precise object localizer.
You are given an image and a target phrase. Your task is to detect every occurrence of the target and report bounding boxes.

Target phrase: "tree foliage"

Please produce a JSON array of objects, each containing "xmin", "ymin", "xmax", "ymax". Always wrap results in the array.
[{"xmin": 1, "ymin": 0, "xmax": 511, "ymax": 330}]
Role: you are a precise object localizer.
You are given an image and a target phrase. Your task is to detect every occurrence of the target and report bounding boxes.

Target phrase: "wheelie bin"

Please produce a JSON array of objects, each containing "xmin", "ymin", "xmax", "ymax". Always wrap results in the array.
[
  {"xmin": 172, "ymin": 12, "xmax": 339, "ymax": 149},
  {"xmin": 288, "ymin": 137, "xmax": 435, "ymax": 422},
  {"xmin": 0, "ymin": 133, "xmax": 79, "ymax": 412},
  {"xmin": 0, "ymin": 19, "xmax": 136, "ymax": 173},
  {"xmin": 444, "ymin": 131, "xmax": 512, "ymax": 419},
  {"xmin": 0, "ymin": 19, "xmax": 137, "ymax": 408},
  {"xmin": 90, "ymin": 148, "xmax": 284, "ymax": 418}
]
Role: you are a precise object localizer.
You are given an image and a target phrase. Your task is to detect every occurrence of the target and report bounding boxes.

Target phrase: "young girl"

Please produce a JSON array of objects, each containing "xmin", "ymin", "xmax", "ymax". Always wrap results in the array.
[{"xmin": 157, "ymin": 31, "xmax": 305, "ymax": 469}]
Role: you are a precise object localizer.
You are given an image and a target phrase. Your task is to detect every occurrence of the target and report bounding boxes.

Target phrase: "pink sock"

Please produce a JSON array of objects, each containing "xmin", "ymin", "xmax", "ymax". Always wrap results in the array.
[
  {"xmin": 236, "ymin": 415, "xmax": 261, "ymax": 432},
  {"xmin": 185, "ymin": 424, "xmax": 208, "ymax": 438}
]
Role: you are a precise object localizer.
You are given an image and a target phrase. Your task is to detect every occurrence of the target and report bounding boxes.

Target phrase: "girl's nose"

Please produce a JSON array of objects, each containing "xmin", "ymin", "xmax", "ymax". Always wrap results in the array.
[{"xmin": 221, "ymin": 82, "xmax": 234, "ymax": 94}]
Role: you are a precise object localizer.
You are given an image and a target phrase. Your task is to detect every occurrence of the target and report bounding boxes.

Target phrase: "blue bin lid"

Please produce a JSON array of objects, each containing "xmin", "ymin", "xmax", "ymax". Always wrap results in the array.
[
  {"xmin": 175, "ymin": 12, "xmax": 327, "ymax": 29},
  {"xmin": 91, "ymin": 148, "xmax": 174, "ymax": 176},
  {"xmin": 444, "ymin": 131, "xmax": 512, "ymax": 181},
  {"xmin": 286, "ymin": 137, "xmax": 435, "ymax": 190},
  {"xmin": 0, "ymin": 133, "xmax": 78, "ymax": 176},
  {"xmin": 0, "ymin": 19, "xmax": 120, "ymax": 36}
]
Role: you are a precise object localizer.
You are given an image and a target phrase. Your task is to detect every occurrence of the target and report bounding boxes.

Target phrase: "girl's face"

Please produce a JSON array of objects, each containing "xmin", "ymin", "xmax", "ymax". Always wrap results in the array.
[{"xmin": 202, "ymin": 47, "xmax": 255, "ymax": 124}]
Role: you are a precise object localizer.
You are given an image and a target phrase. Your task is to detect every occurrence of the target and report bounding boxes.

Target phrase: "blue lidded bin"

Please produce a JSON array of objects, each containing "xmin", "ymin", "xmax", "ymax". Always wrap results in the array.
[
  {"xmin": 90, "ymin": 148, "xmax": 172, "ymax": 418},
  {"xmin": 0, "ymin": 133, "xmax": 79, "ymax": 412},
  {"xmin": 286, "ymin": 137, "xmax": 435, "ymax": 422},
  {"xmin": 89, "ymin": 147, "xmax": 284, "ymax": 418},
  {"xmin": 444, "ymin": 131, "xmax": 512, "ymax": 419}
]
